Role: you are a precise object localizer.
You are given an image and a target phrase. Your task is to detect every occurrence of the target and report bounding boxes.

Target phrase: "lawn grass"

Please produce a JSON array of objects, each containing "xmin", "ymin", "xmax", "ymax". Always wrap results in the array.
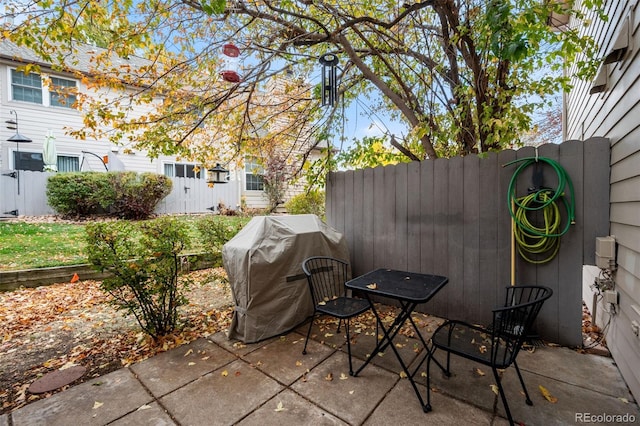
[
  {"xmin": 0, "ymin": 215, "xmax": 251, "ymax": 271},
  {"xmin": 0, "ymin": 222, "xmax": 88, "ymax": 271}
]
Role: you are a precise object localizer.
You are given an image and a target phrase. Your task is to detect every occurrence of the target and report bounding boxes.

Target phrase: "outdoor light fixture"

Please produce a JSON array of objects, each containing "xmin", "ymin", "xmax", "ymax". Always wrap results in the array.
[
  {"xmin": 5, "ymin": 110, "xmax": 32, "ymax": 196},
  {"xmin": 207, "ymin": 163, "xmax": 229, "ymax": 184},
  {"xmin": 319, "ymin": 53, "xmax": 339, "ymax": 107}
]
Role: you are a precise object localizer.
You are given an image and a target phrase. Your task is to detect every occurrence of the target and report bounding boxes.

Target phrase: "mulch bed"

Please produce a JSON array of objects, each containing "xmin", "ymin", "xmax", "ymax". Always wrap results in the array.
[{"xmin": 0, "ymin": 268, "xmax": 233, "ymax": 414}]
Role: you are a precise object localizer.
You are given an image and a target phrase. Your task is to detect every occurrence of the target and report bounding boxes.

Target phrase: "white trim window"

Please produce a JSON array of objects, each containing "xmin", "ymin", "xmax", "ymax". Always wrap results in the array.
[
  {"xmin": 245, "ymin": 157, "xmax": 265, "ymax": 191},
  {"xmin": 10, "ymin": 69, "xmax": 77, "ymax": 109},
  {"xmin": 163, "ymin": 162, "xmax": 202, "ymax": 179}
]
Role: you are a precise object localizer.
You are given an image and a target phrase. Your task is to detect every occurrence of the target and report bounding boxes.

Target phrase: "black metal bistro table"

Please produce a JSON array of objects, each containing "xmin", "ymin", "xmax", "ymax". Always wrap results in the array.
[{"xmin": 345, "ymin": 268, "xmax": 448, "ymax": 411}]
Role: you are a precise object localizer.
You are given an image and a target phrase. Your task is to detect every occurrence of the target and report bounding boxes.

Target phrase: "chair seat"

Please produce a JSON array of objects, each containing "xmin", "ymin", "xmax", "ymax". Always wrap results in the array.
[
  {"xmin": 431, "ymin": 320, "xmax": 514, "ymax": 369},
  {"xmin": 316, "ymin": 297, "xmax": 371, "ymax": 319}
]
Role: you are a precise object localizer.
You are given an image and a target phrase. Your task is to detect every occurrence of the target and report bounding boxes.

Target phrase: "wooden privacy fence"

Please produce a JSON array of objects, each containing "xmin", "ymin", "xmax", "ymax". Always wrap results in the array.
[
  {"xmin": 0, "ymin": 172, "xmax": 239, "ymax": 217},
  {"xmin": 326, "ymin": 138, "xmax": 610, "ymax": 346}
]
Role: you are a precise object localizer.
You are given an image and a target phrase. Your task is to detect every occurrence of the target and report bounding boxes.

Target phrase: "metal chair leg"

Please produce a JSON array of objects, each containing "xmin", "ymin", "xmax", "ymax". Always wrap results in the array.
[
  {"xmin": 513, "ymin": 360, "xmax": 533, "ymax": 405},
  {"xmin": 492, "ymin": 367, "xmax": 515, "ymax": 426},
  {"xmin": 302, "ymin": 316, "xmax": 314, "ymax": 355}
]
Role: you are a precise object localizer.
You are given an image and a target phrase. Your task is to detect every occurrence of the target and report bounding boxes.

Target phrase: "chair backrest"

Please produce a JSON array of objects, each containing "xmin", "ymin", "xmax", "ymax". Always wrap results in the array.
[
  {"xmin": 491, "ymin": 285, "xmax": 553, "ymax": 366},
  {"xmin": 302, "ymin": 257, "xmax": 350, "ymax": 307}
]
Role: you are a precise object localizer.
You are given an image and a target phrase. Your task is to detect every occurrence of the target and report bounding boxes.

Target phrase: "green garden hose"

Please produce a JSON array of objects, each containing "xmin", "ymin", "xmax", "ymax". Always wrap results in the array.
[{"xmin": 505, "ymin": 156, "xmax": 576, "ymax": 264}]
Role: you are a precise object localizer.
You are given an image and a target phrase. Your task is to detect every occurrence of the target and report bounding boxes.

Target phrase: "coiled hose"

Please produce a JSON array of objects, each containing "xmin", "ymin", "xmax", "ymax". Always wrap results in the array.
[{"xmin": 505, "ymin": 156, "xmax": 576, "ymax": 264}]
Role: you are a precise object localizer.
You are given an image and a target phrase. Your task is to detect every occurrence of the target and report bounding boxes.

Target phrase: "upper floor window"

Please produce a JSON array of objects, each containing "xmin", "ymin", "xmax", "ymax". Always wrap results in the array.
[
  {"xmin": 164, "ymin": 162, "xmax": 202, "ymax": 179},
  {"xmin": 50, "ymin": 76, "xmax": 77, "ymax": 108},
  {"xmin": 245, "ymin": 157, "xmax": 265, "ymax": 191},
  {"xmin": 11, "ymin": 70, "xmax": 77, "ymax": 109}
]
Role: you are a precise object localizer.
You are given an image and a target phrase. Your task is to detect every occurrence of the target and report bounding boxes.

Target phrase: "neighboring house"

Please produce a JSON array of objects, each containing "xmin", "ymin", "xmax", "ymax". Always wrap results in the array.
[
  {"xmin": 565, "ymin": 2, "xmax": 640, "ymax": 402},
  {"xmin": 0, "ymin": 39, "xmax": 322, "ymax": 215}
]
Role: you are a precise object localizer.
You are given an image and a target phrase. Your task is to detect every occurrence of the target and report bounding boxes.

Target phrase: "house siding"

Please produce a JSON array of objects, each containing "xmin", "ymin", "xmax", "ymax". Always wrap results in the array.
[{"xmin": 566, "ymin": 1, "xmax": 640, "ymax": 403}]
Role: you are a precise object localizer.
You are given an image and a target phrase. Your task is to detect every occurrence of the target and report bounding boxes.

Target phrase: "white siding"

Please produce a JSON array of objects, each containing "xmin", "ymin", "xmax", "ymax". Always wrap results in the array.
[{"xmin": 566, "ymin": 1, "xmax": 640, "ymax": 402}]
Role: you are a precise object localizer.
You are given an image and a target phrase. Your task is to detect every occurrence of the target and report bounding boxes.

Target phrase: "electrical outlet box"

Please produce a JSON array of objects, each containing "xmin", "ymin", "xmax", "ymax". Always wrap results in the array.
[
  {"xmin": 596, "ymin": 236, "xmax": 616, "ymax": 270},
  {"xmin": 604, "ymin": 290, "xmax": 618, "ymax": 305}
]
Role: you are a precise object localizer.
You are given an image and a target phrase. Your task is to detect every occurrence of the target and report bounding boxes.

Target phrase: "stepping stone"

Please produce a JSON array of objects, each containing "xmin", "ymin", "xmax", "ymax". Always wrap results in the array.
[{"xmin": 28, "ymin": 366, "xmax": 86, "ymax": 394}]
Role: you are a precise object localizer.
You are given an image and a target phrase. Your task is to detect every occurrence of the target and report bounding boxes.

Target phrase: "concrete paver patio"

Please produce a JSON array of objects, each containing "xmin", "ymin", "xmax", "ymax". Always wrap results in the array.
[{"xmin": 3, "ymin": 313, "xmax": 639, "ymax": 425}]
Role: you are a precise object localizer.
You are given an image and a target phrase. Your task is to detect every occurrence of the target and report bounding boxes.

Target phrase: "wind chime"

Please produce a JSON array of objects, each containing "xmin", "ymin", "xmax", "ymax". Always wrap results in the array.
[{"xmin": 319, "ymin": 53, "xmax": 339, "ymax": 107}]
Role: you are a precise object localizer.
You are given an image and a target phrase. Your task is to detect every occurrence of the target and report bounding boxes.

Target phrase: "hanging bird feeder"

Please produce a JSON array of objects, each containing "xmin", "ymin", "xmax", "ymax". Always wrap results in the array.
[
  {"xmin": 319, "ymin": 53, "xmax": 339, "ymax": 107},
  {"xmin": 220, "ymin": 43, "xmax": 242, "ymax": 83}
]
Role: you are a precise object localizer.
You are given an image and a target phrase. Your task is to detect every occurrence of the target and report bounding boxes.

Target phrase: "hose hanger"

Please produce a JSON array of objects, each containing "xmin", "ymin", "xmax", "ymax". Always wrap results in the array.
[{"xmin": 504, "ymin": 156, "xmax": 576, "ymax": 264}]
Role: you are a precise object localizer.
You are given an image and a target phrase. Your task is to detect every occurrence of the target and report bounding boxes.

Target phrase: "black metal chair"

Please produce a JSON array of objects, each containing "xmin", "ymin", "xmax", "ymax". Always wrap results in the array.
[
  {"xmin": 426, "ymin": 285, "xmax": 553, "ymax": 425},
  {"xmin": 301, "ymin": 256, "xmax": 372, "ymax": 375}
]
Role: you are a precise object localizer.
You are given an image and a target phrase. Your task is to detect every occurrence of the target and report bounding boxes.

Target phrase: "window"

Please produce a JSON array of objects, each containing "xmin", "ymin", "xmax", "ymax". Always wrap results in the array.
[
  {"xmin": 164, "ymin": 163, "xmax": 202, "ymax": 178},
  {"xmin": 11, "ymin": 70, "xmax": 42, "ymax": 104},
  {"xmin": 11, "ymin": 70, "xmax": 77, "ymax": 109},
  {"xmin": 245, "ymin": 157, "xmax": 265, "ymax": 191},
  {"xmin": 12, "ymin": 151, "xmax": 79, "ymax": 172},
  {"xmin": 50, "ymin": 77, "xmax": 77, "ymax": 108}
]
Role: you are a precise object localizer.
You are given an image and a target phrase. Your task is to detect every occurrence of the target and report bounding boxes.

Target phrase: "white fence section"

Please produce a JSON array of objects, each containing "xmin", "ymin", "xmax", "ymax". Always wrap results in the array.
[{"xmin": 0, "ymin": 170, "xmax": 239, "ymax": 217}]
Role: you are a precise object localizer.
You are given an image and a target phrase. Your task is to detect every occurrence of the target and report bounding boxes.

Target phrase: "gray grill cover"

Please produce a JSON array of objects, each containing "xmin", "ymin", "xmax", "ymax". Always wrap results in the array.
[{"xmin": 222, "ymin": 214, "xmax": 349, "ymax": 343}]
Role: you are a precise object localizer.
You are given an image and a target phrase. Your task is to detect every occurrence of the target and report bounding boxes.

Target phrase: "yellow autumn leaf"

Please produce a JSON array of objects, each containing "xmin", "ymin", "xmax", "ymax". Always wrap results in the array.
[
  {"xmin": 324, "ymin": 333, "xmax": 334, "ymax": 337},
  {"xmin": 479, "ymin": 345, "xmax": 487, "ymax": 354},
  {"xmin": 188, "ymin": 362, "xmax": 196, "ymax": 366},
  {"xmin": 93, "ymin": 401, "xmax": 104, "ymax": 409},
  {"xmin": 539, "ymin": 385, "xmax": 558, "ymax": 403},
  {"xmin": 325, "ymin": 373, "xmax": 333, "ymax": 381},
  {"xmin": 221, "ymin": 370, "xmax": 228, "ymax": 377},
  {"xmin": 274, "ymin": 401, "xmax": 287, "ymax": 412},
  {"xmin": 475, "ymin": 368, "xmax": 486, "ymax": 376},
  {"xmin": 340, "ymin": 373, "xmax": 349, "ymax": 380},
  {"xmin": 399, "ymin": 371, "xmax": 408, "ymax": 379},
  {"xmin": 295, "ymin": 360, "xmax": 303, "ymax": 366},
  {"xmin": 184, "ymin": 349, "xmax": 193, "ymax": 357},
  {"xmin": 490, "ymin": 384, "xmax": 499, "ymax": 395},
  {"xmin": 366, "ymin": 283, "xmax": 378, "ymax": 289}
]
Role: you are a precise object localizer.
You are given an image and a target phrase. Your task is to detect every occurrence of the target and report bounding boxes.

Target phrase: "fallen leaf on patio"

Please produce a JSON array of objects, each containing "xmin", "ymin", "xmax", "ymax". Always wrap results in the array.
[
  {"xmin": 188, "ymin": 362, "xmax": 196, "ymax": 366},
  {"xmin": 399, "ymin": 371, "xmax": 408, "ymax": 379},
  {"xmin": 366, "ymin": 283, "xmax": 378, "ymax": 289},
  {"xmin": 421, "ymin": 372, "xmax": 427, "ymax": 377},
  {"xmin": 471, "ymin": 338, "xmax": 476, "ymax": 344},
  {"xmin": 235, "ymin": 371, "xmax": 241, "ymax": 377},
  {"xmin": 221, "ymin": 370, "xmax": 228, "ymax": 377},
  {"xmin": 349, "ymin": 390, "xmax": 355, "ymax": 395},
  {"xmin": 324, "ymin": 333, "xmax": 334, "ymax": 337},
  {"xmin": 395, "ymin": 343, "xmax": 404, "ymax": 348},
  {"xmin": 301, "ymin": 373, "xmax": 307, "ymax": 382},
  {"xmin": 274, "ymin": 401, "xmax": 287, "ymax": 412},
  {"xmin": 474, "ymin": 368, "xmax": 486, "ymax": 376},
  {"xmin": 201, "ymin": 356, "xmax": 210, "ymax": 360},
  {"xmin": 619, "ymin": 397, "xmax": 629, "ymax": 404},
  {"xmin": 93, "ymin": 401, "xmax": 104, "ymax": 409},
  {"xmin": 325, "ymin": 373, "xmax": 333, "ymax": 381},
  {"xmin": 137, "ymin": 404, "xmax": 152, "ymax": 411},
  {"xmin": 296, "ymin": 360, "xmax": 303, "ymax": 366},
  {"xmin": 490, "ymin": 385, "xmax": 499, "ymax": 395},
  {"xmin": 539, "ymin": 385, "xmax": 558, "ymax": 403},
  {"xmin": 377, "ymin": 352, "xmax": 385, "ymax": 357},
  {"xmin": 184, "ymin": 349, "xmax": 193, "ymax": 357},
  {"xmin": 479, "ymin": 345, "xmax": 487, "ymax": 354},
  {"xmin": 340, "ymin": 373, "xmax": 349, "ymax": 380}
]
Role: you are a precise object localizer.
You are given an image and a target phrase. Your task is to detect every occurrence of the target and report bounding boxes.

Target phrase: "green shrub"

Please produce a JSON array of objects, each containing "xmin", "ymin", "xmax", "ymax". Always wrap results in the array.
[
  {"xmin": 47, "ymin": 171, "xmax": 171, "ymax": 219},
  {"xmin": 195, "ymin": 215, "xmax": 244, "ymax": 257},
  {"xmin": 284, "ymin": 190, "xmax": 325, "ymax": 217},
  {"xmin": 85, "ymin": 217, "xmax": 191, "ymax": 339},
  {"xmin": 46, "ymin": 172, "xmax": 115, "ymax": 216},
  {"xmin": 110, "ymin": 172, "xmax": 172, "ymax": 220}
]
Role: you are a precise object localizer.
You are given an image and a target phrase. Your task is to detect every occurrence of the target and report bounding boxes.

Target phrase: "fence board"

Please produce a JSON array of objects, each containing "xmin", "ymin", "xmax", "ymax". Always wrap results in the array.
[{"xmin": 327, "ymin": 139, "xmax": 610, "ymax": 346}]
